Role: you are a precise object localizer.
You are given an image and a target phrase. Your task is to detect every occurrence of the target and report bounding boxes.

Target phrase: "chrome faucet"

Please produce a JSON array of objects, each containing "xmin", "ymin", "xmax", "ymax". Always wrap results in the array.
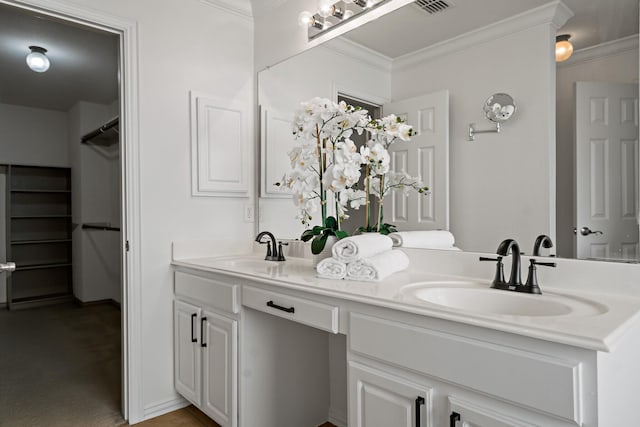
[{"xmin": 255, "ymin": 231, "xmax": 285, "ymax": 261}]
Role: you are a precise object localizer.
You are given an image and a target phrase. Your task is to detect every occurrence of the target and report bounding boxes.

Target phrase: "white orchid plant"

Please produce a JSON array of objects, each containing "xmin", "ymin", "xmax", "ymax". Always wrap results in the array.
[{"xmin": 276, "ymin": 97, "xmax": 429, "ymax": 254}]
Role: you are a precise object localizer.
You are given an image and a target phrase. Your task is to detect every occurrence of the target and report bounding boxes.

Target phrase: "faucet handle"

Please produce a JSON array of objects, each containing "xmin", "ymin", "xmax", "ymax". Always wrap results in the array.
[
  {"xmin": 257, "ymin": 239, "xmax": 272, "ymax": 257},
  {"xmin": 479, "ymin": 256, "xmax": 505, "ymax": 286},
  {"xmin": 277, "ymin": 241, "xmax": 288, "ymax": 261},
  {"xmin": 523, "ymin": 259, "xmax": 557, "ymax": 295}
]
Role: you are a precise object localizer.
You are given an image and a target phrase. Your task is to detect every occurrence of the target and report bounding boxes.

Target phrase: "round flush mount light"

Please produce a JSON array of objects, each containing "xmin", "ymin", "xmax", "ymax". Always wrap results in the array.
[
  {"xmin": 555, "ymin": 34, "xmax": 574, "ymax": 62},
  {"xmin": 26, "ymin": 45, "xmax": 50, "ymax": 73}
]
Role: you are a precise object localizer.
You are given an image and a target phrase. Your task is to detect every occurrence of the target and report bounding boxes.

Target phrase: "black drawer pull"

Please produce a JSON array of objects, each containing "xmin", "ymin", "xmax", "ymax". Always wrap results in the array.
[
  {"xmin": 191, "ymin": 313, "xmax": 197, "ymax": 343},
  {"xmin": 266, "ymin": 300, "xmax": 295, "ymax": 313},
  {"xmin": 450, "ymin": 411, "xmax": 460, "ymax": 427},
  {"xmin": 415, "ymin": 396, "xmax": 425, "ymax": 427},
  {"xmin": 200, "ymin": 317, "xmax": 207, "ymax": 347}
]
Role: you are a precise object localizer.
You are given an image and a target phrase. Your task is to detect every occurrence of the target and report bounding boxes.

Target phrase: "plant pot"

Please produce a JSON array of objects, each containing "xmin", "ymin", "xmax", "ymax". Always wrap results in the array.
[{"xmin": 312, "ymin": 235, "xmax": 338, "ymax": 267}]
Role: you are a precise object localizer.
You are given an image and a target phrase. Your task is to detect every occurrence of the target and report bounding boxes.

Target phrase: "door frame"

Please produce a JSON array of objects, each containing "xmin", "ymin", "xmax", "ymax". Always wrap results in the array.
[{"xmin": 0, "ymin": 0, "xmax": 143, "ymax": 422}]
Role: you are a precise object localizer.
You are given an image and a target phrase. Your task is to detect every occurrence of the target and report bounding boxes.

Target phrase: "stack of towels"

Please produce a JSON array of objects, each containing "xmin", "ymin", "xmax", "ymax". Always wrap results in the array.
[{"xmin": 316, "ymin": 234, "xmax": 409, "ymax": 281}]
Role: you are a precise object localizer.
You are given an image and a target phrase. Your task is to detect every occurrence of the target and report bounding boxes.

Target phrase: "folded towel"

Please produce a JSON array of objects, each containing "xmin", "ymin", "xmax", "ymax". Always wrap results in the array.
[
  {"xmin": 332, "ymin": 234, "xmax": 393, "ymax": 263},
  {"xmin": 346, "ymin": 249, "xmax": 410, "ymax": 281},
  {"xmin": 316, "ymin": 257, "xmax": 347, "ymax": 280},
  {"xmin": 389, "ymin": 230, "xmax": 455, "ymax": 249}
]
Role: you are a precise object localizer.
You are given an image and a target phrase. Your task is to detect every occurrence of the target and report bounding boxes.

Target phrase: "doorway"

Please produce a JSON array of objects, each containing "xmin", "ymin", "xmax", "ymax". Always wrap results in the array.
[
  {"xmin": 337, "ymin": 94, "xmax": 381, "ymax": 235},
  {"xmin": 0, "ymin": 2, "xmax": 129, "ymax": 423}
]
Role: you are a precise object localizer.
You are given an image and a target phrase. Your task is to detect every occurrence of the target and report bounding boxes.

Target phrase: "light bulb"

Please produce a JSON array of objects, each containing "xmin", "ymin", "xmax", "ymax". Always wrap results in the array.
[
  {"xmin": 343, "ymin": 0, "xmax": 353, "ymax": 3},
  {"xmin": 26, "ymin": 46, "xmax": 50, "ymax": 73},
  {"xmin": 318, "ymin": 0, "xmax": 335, "ymax": 18},
  {"xmin": 298, "ymin": 10, "xmax": 314, "ymax": 27},
  {"xmin": 343, "ymin": 10, "xmax": 354, "ymax": 19},
  {"xmin": 555, "ymin": 34, "xmax": 573, "ymax": 62}
]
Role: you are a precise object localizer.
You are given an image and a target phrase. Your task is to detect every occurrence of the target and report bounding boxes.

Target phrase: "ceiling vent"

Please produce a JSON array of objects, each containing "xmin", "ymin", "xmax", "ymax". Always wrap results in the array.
[{"xmin": 414, "ymin": 0, "xmax": 452, "ymax": 14}]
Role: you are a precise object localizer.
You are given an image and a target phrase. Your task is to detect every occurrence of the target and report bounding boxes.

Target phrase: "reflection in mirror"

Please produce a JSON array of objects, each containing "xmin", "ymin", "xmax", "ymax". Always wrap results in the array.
[
  {"xmin": 483, "ymin": 93, "xmax": 516, "ymax": 123},
  {"xmin": 258, "ymin": 0, "xmax": 639, "ymax": 263}
]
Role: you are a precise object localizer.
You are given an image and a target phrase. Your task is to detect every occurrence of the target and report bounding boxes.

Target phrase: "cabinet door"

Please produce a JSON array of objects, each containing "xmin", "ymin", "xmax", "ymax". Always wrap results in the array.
[
  {"xmin": 174, "ymin": 300, "xmax": 202, "ymax": 406},
  {"xmin": 202, "ymin": 310, "xmax": 237, "ymax": 427},
  {"xmin": 349, "ymin": 362, "xmax": 432, "ymax": 427},
  {"xmin": 448, "ymin": 397, "xmax": 537, "ymax": 427}
]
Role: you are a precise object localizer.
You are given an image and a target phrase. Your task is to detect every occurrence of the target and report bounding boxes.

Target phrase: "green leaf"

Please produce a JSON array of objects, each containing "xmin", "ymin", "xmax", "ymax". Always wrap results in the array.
[
  {"xmin": 300, "ymin": 230, "xmax": 315, "ymax": 241},
  {"xmin": 335, "ymin": 230, "xmax": 349, "ymax": 240},
  {"xmin": 324, "ymin": 216, "xmax": 337, "ymax": 230},
  {"xmin": 311, "ymin": 234, "xmax": 328, "ymax": 255}
]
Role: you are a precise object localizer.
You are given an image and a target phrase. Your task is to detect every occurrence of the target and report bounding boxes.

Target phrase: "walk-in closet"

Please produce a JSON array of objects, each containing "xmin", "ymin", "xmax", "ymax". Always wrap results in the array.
[{"xmin": 0, "ymin": 3, "xmax": 126, "ymax": 424}]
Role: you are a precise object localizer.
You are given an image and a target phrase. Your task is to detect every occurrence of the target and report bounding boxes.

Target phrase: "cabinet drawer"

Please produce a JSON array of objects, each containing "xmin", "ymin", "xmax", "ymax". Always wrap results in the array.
[
  {"xmin": 349, "ymin": 313, "xmax": 582, "ymax": 424},
  {"xmin": 243, "ymin": 286, "xmax": 339, "ymax": 333},
  {"xmin": 175, "ymin": 271, "xmax": 239, "ymax": 315}
]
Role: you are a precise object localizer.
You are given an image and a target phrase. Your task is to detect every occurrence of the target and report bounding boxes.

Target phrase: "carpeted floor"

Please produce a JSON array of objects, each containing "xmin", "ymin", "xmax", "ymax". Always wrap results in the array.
[{"xmin": 0, "ymin": 302, "xmax": 124, "ymax": 427}]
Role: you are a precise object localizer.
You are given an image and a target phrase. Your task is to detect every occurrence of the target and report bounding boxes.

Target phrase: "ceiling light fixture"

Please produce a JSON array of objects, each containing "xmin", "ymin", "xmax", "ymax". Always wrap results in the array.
[
  {"xmin": 555, "ymin": 34, "xmax": 573, "ymax": 62},
  {"xmin": 26, "ymin": 45, "xmax": 50, "ymax": 73},
  {"xmin": 299, "ymin": 0, "xmax": 390, "ymax": 40}
]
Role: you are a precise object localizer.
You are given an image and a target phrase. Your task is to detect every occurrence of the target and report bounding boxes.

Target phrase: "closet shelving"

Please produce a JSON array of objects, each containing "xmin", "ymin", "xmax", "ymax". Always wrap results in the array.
[{"xmin": 6, "ymin": 165, "xmax": 73, "ymax": 309}]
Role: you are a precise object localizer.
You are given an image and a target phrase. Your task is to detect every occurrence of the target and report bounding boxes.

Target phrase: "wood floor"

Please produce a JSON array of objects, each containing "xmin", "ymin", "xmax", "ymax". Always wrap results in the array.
[{"xmin": 137, "ymin": 406, "xmax": 336, "ymax": 427}]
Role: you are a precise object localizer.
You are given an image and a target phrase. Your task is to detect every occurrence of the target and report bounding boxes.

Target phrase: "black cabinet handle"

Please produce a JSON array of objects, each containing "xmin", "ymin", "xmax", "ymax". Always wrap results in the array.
[
  {"xmin": 266, "ymin": 300, "xmax": 295, "ymax": 313},
  {"xmin": 191, "ymin": 313, "xmax": 197, "ymax": 343},
  {"xmin": 415, "ymin": 396, "xmax": 425, "ymax": 427},
  {"xmin": 450, "ymin": 411, "xmax": 460, "ymax": 427},
  {"xmin": 200, "ymin": 317, "xmax": 207, "ymax": 347}
]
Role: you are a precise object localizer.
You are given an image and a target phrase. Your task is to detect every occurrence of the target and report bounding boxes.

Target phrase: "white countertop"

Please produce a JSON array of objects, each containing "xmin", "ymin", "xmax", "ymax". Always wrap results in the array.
[{"xmin": 172, "ymin": 253, "xmax": 640, "ymax": 352}]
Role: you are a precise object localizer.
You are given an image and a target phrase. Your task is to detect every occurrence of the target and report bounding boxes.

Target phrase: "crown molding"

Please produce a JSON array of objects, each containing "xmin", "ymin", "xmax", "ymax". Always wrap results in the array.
[
  {"xmin": 393, "ymin": 1, "xmax": 572, "ymax": 73},
  {"xmin": 559, "ymin": 35, "xmax": 639, "ymax": 68},
  {"xmin": 200, "ymin": 0, "xmax": 253, "ymax": 20},
  {"xmin": 322, "ymin": 37, "xmax": 393, "ymax": 74}
]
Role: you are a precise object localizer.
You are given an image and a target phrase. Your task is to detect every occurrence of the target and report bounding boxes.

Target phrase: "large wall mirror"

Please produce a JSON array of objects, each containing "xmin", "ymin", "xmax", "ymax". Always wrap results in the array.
[{"xmin": 258, "ymin": 0, "xmax": 639, "ymax": 263}]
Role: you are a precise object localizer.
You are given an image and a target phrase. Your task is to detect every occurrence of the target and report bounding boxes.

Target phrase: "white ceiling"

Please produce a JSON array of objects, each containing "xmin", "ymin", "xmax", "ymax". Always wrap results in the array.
[
  {"xmin": 0, "ymin": 2, "xmax": 119, "ymax": 112},
  {"xmin": 343, "ymin": 0, "xmax": 639, "ymax": 59}
]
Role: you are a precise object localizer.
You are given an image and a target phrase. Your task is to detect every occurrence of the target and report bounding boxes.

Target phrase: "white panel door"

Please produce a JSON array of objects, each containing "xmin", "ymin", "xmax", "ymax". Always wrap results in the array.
[
  {"xmin": 383, "ymin": 90, "xmax": 449, "ymax": 231},
  {"xmin": 202, "ymin": 310, "xmax": 238, "ymax": 427},
  {"xmin": 174, "ymin": 300, "xmax": 202, "ymax": 406},
  {"xmin": 575, "ymin": 82, "xmax": 639, "ymax": 261},
  {"xmin": 349, "ymin": 362, "xmax": 431, "ymax": 427}
]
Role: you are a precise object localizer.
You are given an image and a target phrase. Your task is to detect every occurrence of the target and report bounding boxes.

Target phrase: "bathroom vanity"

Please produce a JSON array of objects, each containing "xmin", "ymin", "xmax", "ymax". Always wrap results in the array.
[{"xmin": 172, "ymin": 248, "xmax": 640, "ymax": 427}]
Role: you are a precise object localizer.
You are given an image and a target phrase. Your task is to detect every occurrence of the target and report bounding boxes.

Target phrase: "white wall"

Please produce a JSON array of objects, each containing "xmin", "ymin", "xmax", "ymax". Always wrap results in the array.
[
  {"xmin": 392, "ymin": 24, "xmax": 556, "ymax": 253},
  {"xmin": 14, "ymin": 0, "xmax": 255, "ymax": 418},
  {"xmin": 68, "ymin": 101, "xmax": 121, "ymax": 304},
  {"xmin": 556, "ymin": 39, "xmax": 639, "ymax": 257},
  {"xmin": 258, "ymin": 40, "xmax": 391, "ymax": 238},
  {"xmin": 0, "ymin": 103, "xmax": 69, "ymax": 166}
]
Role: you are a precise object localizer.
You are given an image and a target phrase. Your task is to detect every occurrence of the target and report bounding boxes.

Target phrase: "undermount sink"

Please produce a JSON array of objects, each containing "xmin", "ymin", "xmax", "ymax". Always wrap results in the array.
[{"xmin": 401, "ymin": 282, "xmax": 607, "ymax": 317}]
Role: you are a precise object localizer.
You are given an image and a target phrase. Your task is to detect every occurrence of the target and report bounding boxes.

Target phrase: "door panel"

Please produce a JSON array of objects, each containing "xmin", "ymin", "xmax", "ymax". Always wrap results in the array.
[
  {"xmin": 174, "ymin": 300, "xmax": 201, "ymax": 406},
  {"xmin": 575, "ymin": 82, "xmax": 639, "ymax": 261},
  {"xmin": 202, "ymin": 310, "xmax": 237, "ymax": 427},
  {"xmin": 383, "ymin": 90, "xmax": 450, "ymax": 231}
]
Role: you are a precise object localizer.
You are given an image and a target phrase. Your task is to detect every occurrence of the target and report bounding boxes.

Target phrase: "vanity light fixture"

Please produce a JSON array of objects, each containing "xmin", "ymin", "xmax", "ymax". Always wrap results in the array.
[
  {"xmin": 555, "ymin": 34, "xmax": 573, "ymax": 62},
  {"xmin": 26, "ymin": 45, "xmax": 50, "ymax": 73},
  {"xmin": 468, "ymin": 93, "xmax": 517, "ymax": 141},
  {"xmin": 300, "ymin": 0, "xmax": 390, "ymax": 40}
]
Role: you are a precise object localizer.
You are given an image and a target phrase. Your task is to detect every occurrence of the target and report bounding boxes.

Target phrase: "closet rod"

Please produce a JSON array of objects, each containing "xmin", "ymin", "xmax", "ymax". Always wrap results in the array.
[
  {"xmin": 82, "ymin": 223, "xmax": 120, "ymax": 232},
  {"xmin": 81, "ymin": 117, "xmax": 119, "ymax": 143}
]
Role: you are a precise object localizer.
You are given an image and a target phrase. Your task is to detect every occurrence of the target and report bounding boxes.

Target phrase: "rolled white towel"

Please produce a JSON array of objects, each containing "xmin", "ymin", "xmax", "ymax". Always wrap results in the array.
[
  {"xmin": 346, "ymin": 249, "xmax": 410, "ymax": 281},
  {"xmin": 316, "ymin": 257, "xmax": 347, "ymax": 280},
  {"xmin": 332, "ymin": 234, "xmax": 393, "ymax": 263},
  {"xmin": 389, "ymin": 230, "xmax": 455, "ymax": 249}
]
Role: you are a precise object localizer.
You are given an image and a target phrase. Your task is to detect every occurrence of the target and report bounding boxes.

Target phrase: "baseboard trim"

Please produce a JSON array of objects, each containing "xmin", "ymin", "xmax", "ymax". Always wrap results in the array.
[
  {"xmin": 328, "ymin": 407, "xmax": 348, "ymax": 427},
  {"xmin": 143, "ymin": 396, "xmax": 190, "ymax": 421},
  {"xmin": 73, "ymin": 297, "xmax": 121, "ymax": 309}
]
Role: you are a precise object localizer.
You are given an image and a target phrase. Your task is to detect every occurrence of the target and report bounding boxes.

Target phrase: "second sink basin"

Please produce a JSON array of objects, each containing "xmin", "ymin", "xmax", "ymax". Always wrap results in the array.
[{"xmin": 401, "ymin": 282, "xmax": 607, "ymax": 317}]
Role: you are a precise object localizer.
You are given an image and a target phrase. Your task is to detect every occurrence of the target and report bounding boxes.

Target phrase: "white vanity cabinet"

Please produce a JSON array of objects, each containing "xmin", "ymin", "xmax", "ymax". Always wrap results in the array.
[
  {"xmin": 348, "ymin": 311, "xmax": 587, "ymax": 427},
  {"xmin": 173, "ymin": 270, "xmax": 239, "ymax": 427}
]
